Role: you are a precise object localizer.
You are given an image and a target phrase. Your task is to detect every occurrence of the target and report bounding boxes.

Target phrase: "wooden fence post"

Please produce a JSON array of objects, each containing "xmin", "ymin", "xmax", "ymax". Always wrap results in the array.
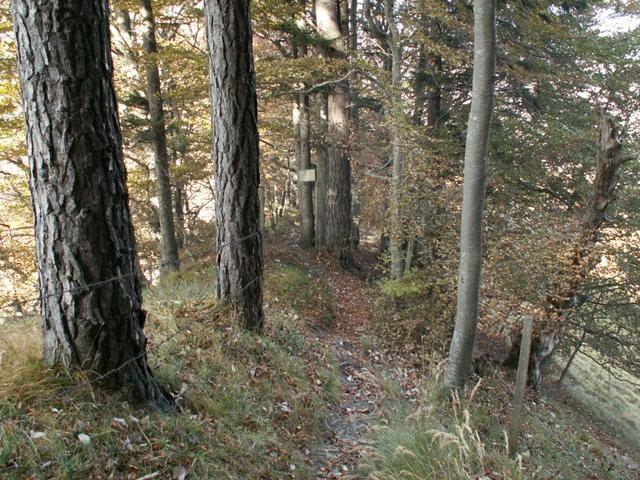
[{"xmin": 508, "ymin": 315, "xmax": 534, "ymax": 457}]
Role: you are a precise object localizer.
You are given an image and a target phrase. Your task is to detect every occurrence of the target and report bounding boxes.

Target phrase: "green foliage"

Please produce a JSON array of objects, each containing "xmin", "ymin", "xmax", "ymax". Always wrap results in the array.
[{"xmin": 379, "ymin": 271, "xmax": 425, "ymax": 299}]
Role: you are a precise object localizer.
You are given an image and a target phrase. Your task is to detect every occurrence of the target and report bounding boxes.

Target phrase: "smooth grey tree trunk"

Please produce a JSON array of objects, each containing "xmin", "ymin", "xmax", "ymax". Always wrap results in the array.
[
  {"xmin": 140, "ymin": 0, "xmax": 180, "ymax": 274},
  {"xmin": 204, "ymin": 0, "xmax": 264, "ymax": 331},
  {"xmin": 292, "ymin": 9, "xmax": 316, "ymax": 249},
  {"xmin": 316, "ymin": 0, "xmax": 353, "ymax": 268},
  {"xmin": 13, "ymin": 0, "xmax": 172, "ymax": 408},
  {"xmin": 444, "ymin": 0, "xmax": 496, "ymax": 390},
  {"xmin": 291, "ymin": 13, "xmax": 315, "ymax": 248}
]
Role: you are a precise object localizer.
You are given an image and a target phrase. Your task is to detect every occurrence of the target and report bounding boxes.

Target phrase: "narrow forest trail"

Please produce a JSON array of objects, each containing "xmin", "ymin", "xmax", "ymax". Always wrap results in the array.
[{"xmin": 293, "ymin": 249, "xmax": 421, "ymax": 479}]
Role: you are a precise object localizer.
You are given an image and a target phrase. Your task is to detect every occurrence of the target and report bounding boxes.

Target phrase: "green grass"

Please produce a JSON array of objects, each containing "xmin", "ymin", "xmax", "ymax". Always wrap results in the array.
[
  {"xmin": 0, "ymin": 261, "xmax": 338, "ymax": 479},
  {"xmin": 265, "ymin": 262, "xmax": 335, "ymax": 326}
]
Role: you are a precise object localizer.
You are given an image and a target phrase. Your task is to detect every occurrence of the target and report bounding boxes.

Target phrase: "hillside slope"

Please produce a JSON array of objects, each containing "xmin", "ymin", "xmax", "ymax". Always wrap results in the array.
[{"xmin": 1, "ymin": 235, "xmax": 638, "ymax": 479}]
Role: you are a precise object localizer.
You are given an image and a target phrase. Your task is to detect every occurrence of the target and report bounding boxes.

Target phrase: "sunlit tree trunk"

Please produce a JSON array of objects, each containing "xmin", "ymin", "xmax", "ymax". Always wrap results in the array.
[
  {"xmin": 316, "ymin": 0, "xmax": 353, "ymax": 268},
  {"xmin": 204, "ymin": 0, "xmax": 264, "ymax": 331},
  {"xmin": 13, "ymin": 0, "xmax": 172, "ymax": 407},
  {"xmin": 140, "ymin": 0, "xmax": 180, "ymax": 274},
  {"xmin": 315, "ymin": 94, "xmax": 329, "ymax": 246},
  {"xmin": 298, "ymin": 92, "xmax": 316, "ymax": 247},
  {"xmin": 511, "ymin": 113, "xmax": 630, "ymax": 387},
  {"xmin": 444, "ymin": 0, "xmax": 496, "ymax": 390}
]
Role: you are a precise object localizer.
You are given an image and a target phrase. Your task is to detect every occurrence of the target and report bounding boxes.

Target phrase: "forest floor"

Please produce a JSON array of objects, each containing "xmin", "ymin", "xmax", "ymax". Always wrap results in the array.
[
  {"xmin": 270, "ymin": 243, "xmax": 421, "ymax": 478},
  {"xmin": 1, "ymin": 226, "xmax": 639, "ymax": 479}
]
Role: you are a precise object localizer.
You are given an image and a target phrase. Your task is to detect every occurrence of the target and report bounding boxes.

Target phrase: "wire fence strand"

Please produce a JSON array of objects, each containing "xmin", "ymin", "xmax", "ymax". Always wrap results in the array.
[
  {"xmin": 1, "ymin": 231, "xmax": 264, "ymax": 404},
  {"xmin": 0, "ymin": 231, "xmax": 262, "ymax": 313}
]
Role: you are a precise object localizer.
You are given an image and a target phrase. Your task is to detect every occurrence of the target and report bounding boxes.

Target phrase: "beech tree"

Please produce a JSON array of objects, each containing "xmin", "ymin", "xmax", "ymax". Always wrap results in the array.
[
  {"xmin": 444, "ymin": 0, "xmax": 496, "ymax": 390},
  {"xmin": 12, "ymin": 0, "xmax": 172, "ymax": 407},
  {"xmin": 204, "ymin": 0, "xmax": 264, "ymax": 330}
]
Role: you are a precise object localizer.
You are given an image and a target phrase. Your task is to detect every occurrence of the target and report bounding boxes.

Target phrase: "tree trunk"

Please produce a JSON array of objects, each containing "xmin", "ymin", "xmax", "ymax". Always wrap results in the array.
[
  {"xmin": 427, "ymin": 53, "xmax": 444, "ymax": 129},
  {"xmin": 298, "ymin": 92, "xmax": 316, "ymax": 247},
  {"xmin": 291, "ymin": 10, "xmax": 316, "ymax": 248},
  {"xmin": 316, "ymin": 0, "xmax": 353, "ymax": 268},
  {"xmin": 13, "ymin": 0, "xmax": 172, "ymax": 408},
  {"xmin": 387, "ymin": 2, "xmax": 405, "ymax": 280},
  {"xmin": 363, "ymin": 0, "xmax": 405, "ymax": 279},
  {"xmin": 140, "ymin": 0, "xmax": 180, "ymax": 274},
  {"xmin": 204, "ymin": 0, "xmax": 264, "ymax": 331},
  {"xmin": 315, "ymin": 94, "xmax": 329, "ymax": 246},
  {"xmin": 444, "ymin": 0, "xmax": 496, "ymax": 390},
  {"xmin": 558, "ymin": 330, "xmax": 586, "ymax": 385},
  {"xmin": 349, "ymin": 0, "xmax": 358, "ymax": 51},
  {"xmin": 517, "ymin": 112, "xmax": 628, "ymax": 387},
  {"xmin": 173, "ymin": 181, "xmax": 185, "ymax": 249}
]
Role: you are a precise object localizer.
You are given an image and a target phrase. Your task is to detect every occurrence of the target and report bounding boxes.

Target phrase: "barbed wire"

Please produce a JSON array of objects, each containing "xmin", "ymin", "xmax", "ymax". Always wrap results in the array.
[
  {"xmin": 3, "ymin": 261, "xmax": 263, "ymax": 406},
  {"xmin": 0, "ymin": 230, "xmax": 264, "ymax": 404},
  {"xmin": 0, "ymin": 230, "xmax": 262, "ymax": 313}
]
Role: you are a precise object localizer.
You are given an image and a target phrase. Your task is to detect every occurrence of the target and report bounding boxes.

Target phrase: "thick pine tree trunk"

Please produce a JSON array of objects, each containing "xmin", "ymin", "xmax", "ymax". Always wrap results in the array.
[
  {"xmin": 204, "ymin": 0, "xmax": 264, "ymax": 331},
  {"xmin": 316, "ymin": 0, "xmax": 353, "ymax": 268},
  {"xmin": 13, "ymin": 0, "xmax": 172, "ymax": 407},
  {"xmin": 140, "ymin": 0, "xmax": 180, "ymax": 274},
  {"xmin": 444, "ymin": 0, "xmax": 496, "ymax": 390},
  {"xmin": 326, "ymin": 81, "xmax": 353, "ymax": 267}
]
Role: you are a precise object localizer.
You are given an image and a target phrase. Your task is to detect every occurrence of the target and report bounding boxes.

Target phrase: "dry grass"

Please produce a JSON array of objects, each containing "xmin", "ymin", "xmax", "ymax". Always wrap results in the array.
[{"xmin": 0, "ymin": 262, "xmax": 339, "ymax": 479}]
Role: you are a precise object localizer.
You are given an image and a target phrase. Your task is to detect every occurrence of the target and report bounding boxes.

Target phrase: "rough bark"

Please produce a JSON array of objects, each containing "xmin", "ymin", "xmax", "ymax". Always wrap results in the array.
[
  {"xmin": 316, "ymin": 0, "xmax": 353, "ymax": 268},
  {"xmin": 315, "ymin": 94, "xmax": 329, "ymax": 246},
  {"xmin": 298, "ymin": 92, "xmax": 315, "ymax": 247},
  {"xmin": 140, "ymin": 0, "xmax": 180, "ymax": 274},
  {"xmin": 513, "ymin": 113, "xmax": 629, "ymax": 387},
  {"xmin": 204, "ymin": 0, "xmax": 264, "ymax": 331},
  {"xmin": 13, "ymin": 0, "xmax": 172, "ymax": 408},
  {"xmin": 173, "ymin": 181, "xmax": 185, "ymax": 249},
  {"xmin": 444, "ymin": 0, "xmax": 496, "ymax": 390},
  {"xmin": 349, "ymin": 0, "xmax": 358, "ymax": 51}
]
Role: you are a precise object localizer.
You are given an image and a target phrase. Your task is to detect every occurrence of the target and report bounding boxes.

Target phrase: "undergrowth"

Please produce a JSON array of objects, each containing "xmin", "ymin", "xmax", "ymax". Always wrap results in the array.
[
  {"xmin": 363, "ymin": 369, "xmax": 522, "ymax": 480},
  {"xmin": 363, "ymin": 367, "xmax": 637, "ymax": 480},
  {"xmin": 0, "ymin": 261, "xmax": 337, "ymax": 479}
]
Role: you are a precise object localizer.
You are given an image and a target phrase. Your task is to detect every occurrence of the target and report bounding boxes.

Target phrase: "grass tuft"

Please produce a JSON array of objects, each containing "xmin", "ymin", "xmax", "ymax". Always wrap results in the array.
[{"xmin": 0, "ymin": 261, "xmax": 338, "ymax": 479}]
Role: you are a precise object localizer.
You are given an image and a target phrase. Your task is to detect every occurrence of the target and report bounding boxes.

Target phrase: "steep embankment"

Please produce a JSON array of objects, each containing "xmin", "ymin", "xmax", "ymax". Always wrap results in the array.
[{"xmin": 1, "ymin": 236, "xmax": 638, "ymax": 479}]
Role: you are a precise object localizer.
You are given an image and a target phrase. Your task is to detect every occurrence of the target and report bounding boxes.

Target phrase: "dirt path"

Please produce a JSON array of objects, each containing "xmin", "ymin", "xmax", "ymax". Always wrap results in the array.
[{"xmin": 303, "ymin": 251, "xmax": 419, "ymax": 479}]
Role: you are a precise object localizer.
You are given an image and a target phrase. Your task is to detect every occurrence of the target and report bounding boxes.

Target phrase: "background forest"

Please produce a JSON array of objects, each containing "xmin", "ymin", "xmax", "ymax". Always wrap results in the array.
[{"xmin": 1, "ymin": 0, "xmax": 640, "ymax": 479}]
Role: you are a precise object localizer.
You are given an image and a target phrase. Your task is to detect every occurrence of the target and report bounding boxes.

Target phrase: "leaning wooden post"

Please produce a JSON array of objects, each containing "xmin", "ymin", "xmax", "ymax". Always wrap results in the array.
[{"xmin": 508, "ymin": 315, "xmax": 534, "ymax": 457}]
